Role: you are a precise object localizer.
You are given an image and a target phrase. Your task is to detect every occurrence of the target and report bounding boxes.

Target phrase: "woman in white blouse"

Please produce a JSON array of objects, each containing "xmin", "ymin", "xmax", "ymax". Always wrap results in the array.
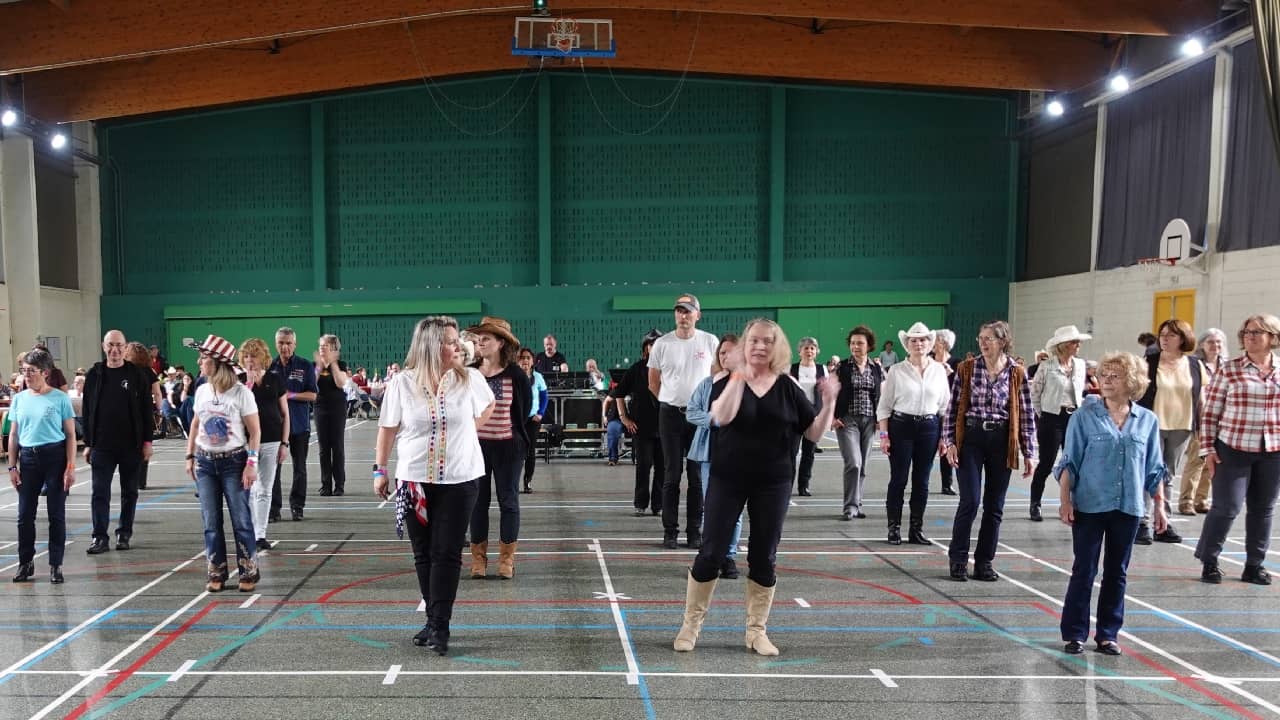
[
  {"xmin": 876, "ymin": 322, "xmax": 951, "ymax": 545},
  {"xmin": 1028, "ymin": 325, "xmax": 1091, "ymax": 521},
  {"xmin": 374, "ymin": 316, "xmax": 495, "ymax": 656}
]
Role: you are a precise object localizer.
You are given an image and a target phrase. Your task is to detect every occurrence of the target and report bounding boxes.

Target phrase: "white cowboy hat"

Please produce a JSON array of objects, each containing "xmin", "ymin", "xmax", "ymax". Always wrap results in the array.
[
  {"xmin": 898, "ymin": 322, "xmax": 937, "ymax": 349},
  {"xmin": 1045, "ymin": 325, "xmax": 1092, "ymax": 353}
]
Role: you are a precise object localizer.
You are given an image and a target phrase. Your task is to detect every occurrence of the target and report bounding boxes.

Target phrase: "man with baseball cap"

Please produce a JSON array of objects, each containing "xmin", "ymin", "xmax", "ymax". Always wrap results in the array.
[{"xmin": 648, "ymin": 293, "xmax": 720, "ymax": 549}]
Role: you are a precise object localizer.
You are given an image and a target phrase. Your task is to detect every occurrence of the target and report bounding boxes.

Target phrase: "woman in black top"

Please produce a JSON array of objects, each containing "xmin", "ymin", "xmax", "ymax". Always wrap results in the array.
[
  {"xmin": 314, "ymin": 334, "xmax": 350, "ymax": 496},
  {"xmin": 126, "ymin": 343, "xmax": 161, "ymax": 490},
  {"xmin": 674, "ymin": 319, "xmax": 837, "ymax": 656},
  {"xmin": 467, "ymin": 317, "xmax": 532, "ymax": 580},
  {"xmin": 240, "ymin": 339, "xmax": 289, "ymax": 551}
]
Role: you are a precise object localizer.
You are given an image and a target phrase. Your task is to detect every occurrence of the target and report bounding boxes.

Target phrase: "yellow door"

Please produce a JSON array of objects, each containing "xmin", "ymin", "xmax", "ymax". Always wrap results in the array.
[{"xmin": 1153, "ymin": 289, "xmax": 1195, "ymax": 333}]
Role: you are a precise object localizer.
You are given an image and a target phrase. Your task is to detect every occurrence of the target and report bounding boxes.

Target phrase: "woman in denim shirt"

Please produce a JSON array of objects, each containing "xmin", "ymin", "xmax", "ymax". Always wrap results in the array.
[
  {"xmin": 687, "ymin": 334, "xmax": 742, "ymax": 579},
  {"xmin": 1055, "ymin": 351, "xmax": 1167, "ymax": 656}
]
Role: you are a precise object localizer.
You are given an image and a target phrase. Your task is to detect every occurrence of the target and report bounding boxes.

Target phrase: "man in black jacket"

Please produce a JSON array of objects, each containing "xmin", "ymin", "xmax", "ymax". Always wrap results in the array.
[
  {"xmin": 613, "ymin": 333, "xmax": 664, "ymax": 516},
  {"xmin": 82, "ymin": 330, "xmax": 155, "ymax": 553}
]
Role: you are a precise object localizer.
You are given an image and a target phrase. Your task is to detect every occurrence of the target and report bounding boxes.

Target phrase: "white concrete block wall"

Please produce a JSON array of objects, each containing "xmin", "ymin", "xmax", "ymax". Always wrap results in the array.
[{"xmin": 1010, "ymin": 246, "xmax": 1280, "ymax": 363}]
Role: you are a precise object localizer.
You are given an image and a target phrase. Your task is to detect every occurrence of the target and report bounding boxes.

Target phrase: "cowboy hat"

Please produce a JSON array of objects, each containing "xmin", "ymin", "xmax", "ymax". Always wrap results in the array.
[
  {"xmin": 1045, "ymin": 325, "xmax": 1092, "ymax": 353},
  {"xmin": 897, "ymin": 322, "xmax": 937, "ymax": 349},
  {"xmin": 465, "ymin": 316, "xmax": 520, "ymax": 349}
]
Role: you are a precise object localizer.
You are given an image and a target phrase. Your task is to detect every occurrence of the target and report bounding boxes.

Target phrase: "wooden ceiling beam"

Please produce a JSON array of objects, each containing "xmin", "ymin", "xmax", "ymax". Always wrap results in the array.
[
  {"xmin": 22, "ymin": 12, "xmax": 1111, "ymax": 121},
  {"xmin": 0, "ymin": 0, "xmax": 1215, "ymax": 74}
]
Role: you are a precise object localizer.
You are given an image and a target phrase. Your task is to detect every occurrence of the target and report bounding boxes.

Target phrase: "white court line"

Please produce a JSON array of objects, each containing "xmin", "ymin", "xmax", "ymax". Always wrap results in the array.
[
  {"xmin": 994, "ymin": 540, "xmax": 1280, "ymax": 715},
  {"xmin": 417, "ymin": 599, "xmax": 426, "ymax": 612},
  {"xmin": 304, "ymin": 544, "xmax": 318, "ymax": 552},
  {"xmin": 31, "ymin": 590, "xmax": 211, "ymax": 720},
  {"xmin": 794, "ymin": 598, "xmax": 811, "ymax": 608},
  {"xmin": 239, "ymin": 594, "xmax": 262, "ymax": 609},
  {"xmin": 0, "ymin": 548, "xmax": 201, "ymax": 683},
  {"xmin": 273, "ymin": 550, "xmax": 936, "ymax": 558},
  {"xmin": 0, "ymin": 470, "xmax": 92, "ymax": 510},
  {"xmin": 589, "ymin": 538, "xmax": 641, "ymax": 686},
  {"xmin": 0, "ymin": 542, "xmax": 14, "ymax": 550},
  {"xmin": 1170, "ymin": 541, "xmax": 1247, "ymax": 568},
  {"xmin": 869, "ymin": 668, "xmax": 898, "ymax": 688},
  {"xmin": 1225, "ymin": 537, "xmax": 1280, "ymax": 557},
  {"xmin": 167, "ymin": 659, "xmax": 196, "ymax": 683},
  {"xmin": 0, "ymin": 541, "xmax": 73, "ymax": 573},
  {"xmin": 382, "ymin": 664, "xmax": 401, "ymax": 685}
]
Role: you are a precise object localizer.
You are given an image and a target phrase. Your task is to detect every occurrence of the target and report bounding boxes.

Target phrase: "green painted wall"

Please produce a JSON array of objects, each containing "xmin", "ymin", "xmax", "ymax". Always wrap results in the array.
[{"xmin": 98, "ymin": 73, "xmax": 1016, "ymax": 370}]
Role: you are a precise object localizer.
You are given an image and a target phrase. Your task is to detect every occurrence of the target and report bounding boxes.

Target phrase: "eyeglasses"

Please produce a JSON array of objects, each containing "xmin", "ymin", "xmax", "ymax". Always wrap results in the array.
[
  {"xmin": 1242, "ymin": 329, "xmax": 1270, "ymax": 337},
  {"xmin": 976, "ymin": 336, "xmax": 999, "ymax": 344},
  {"xmin": 104, "ymin": 342, "xmax": 126, "ymax": 349},
  {"xmin": 1099, "ymin": 372, "xmax": 1123, "ymax": 381},
  {"xmin": 19, "ymin": 367, "xmax": 43, "ymax": 375}
]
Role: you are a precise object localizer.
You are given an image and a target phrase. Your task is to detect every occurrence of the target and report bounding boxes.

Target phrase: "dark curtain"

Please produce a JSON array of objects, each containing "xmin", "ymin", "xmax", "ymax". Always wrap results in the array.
[
  {"xmin": 1255, "ymin": 0, "xmax": 1280, "ymax": 169},
  {"xmin": 1023, "ymin": 114, "xmax": 1096, "ymax": 279},
  {"xmin": 1097, "ymin": 58, "xmax": 1215, "ymax": 269},
  {"xmin": 1220, "ymin": 41, "xmax": 1280, "ymax": 251}
]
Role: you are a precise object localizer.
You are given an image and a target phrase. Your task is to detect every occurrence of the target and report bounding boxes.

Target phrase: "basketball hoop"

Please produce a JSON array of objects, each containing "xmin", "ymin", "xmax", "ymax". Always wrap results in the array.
[
  {"xmin": 1136, "ymin": 257, "xmax": 1178, "ymax": 272},
  {"xmin": 548, "ymin": 18, "xmax": 580, "ymax": 54}
]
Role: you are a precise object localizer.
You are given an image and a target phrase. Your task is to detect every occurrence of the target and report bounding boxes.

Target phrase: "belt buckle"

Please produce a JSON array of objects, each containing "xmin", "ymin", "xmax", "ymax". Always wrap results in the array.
[
  {"xmin": 1062, "ymin": 406, "xmax": 1076, "ymax": 415},
  {"xmin": 982, "ymin": 420, "xmax": 999, "ymax": 431}
]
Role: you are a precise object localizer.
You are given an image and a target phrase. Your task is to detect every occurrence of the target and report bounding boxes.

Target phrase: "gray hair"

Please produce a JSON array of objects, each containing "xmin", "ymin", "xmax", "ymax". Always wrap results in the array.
[
  {"xmin": 1198, "ymin": 327, "xmax": 1227, "ymax": 346},
  {"xmin": 797, "ymin": 336, "xmax": 819, "ymax": 351},
  {"xmin": 275, "ymin": 326, "xmax": 295, "ymax": 338},
  {"xmin": 981, "ymin": 320, "xmax": 1015, "ymax": 353},
  {"xmin": 23, "ymin": 347, "xmax": 55, "ymax": 373},
  {"xmin": 935, "ymin": 329, "xmax": 956, "ymax": 350}
]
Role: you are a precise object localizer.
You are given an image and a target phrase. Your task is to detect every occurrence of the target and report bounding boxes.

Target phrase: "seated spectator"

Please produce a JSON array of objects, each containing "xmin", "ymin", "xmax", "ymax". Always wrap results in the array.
[
  {"xmin": 535, "ymin": 335, "xmax": 569, "ymax": 374},
  {"xmin": 585, "ymin": 358, "xmax": 607, "ymax": 391}
]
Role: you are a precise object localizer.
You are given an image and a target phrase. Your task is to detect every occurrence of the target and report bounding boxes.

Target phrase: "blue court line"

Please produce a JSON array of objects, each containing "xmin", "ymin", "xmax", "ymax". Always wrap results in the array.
[
  {"xmin": 0, "ymin": 611, "xmax": 119, "ymax": 688},
  {"xmin": 619, "ymin": 607, "xmax": 657, "ymax": 720}
]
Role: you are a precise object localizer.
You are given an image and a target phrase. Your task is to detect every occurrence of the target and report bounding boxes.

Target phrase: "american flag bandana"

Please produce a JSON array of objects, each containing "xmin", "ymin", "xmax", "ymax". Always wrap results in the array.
[{"xmin": 395, "ymin": 480, "xmax": 429, "ymax": 539}]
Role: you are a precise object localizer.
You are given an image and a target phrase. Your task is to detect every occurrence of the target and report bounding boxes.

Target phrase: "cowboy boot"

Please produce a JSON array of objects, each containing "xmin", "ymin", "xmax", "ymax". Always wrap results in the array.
[
  {"xmin": 907, "ymin": 514, "xmax": 930, "ymax": 545},
  {"xmin": 886, "ymin": 508, "xmax": 902, "ymax": 545},
  {"xmin": 497, "ymin": 541, "xmax": 518, "ymax": 579},
  {"xmin": 744, "ymin": 578, "xmax": 779, "ymax": 656},
  {"xmin": 470, "ymin": 541, "xmax": 488, "ymax": 579},
  {"xmin": 673, "ymin": 572, "xmax": 719, "ymax": 652}
]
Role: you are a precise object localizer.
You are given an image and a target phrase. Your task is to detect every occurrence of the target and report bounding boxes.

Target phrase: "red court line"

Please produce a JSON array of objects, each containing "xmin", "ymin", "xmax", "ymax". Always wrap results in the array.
[
  {"xmin": 315, "ymin": 571, "xmax": 414, "ymax": 603},
  {"xmin": 1126, "ymin": 648, "xmax": 1266, "ymax": 720},
  {"xmin": 63, "ymin": 601, "xmax": 218, "ymax": 720},
  {"xmin": 777, "ymin": 565, "xmax": 924, "ymax": 604}
]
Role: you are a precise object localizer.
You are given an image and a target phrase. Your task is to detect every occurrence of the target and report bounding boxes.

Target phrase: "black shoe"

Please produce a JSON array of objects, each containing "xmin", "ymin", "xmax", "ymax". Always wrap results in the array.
[
  {"xmin": 1029, "ymin": 504, "xmax": 1043, "ymax": 522},
  {"xmin": 1064, "ymin": 640, "xmax": 1085, "ymax": 655},
  {"xmin": 941, "ymin": 487, "xmax": 957, "ymax": 496},
  {"xmin": 663, "ymin": 533, "xmax": 678, "ymax": 550},
  {"xmin": 319, "ymin": 488, "xmax": 332, "ymax": 497},
  {"xmin": 840, "ymin": 510, "xmax": 853, "ymax": 521},
  {"xmin": 855, "ymin": 511, "xmax": 867, "ymax": 519},
  {"xmin": 521, "ymin": 483, "xmax": 533, "ymax": 494},
  {"xmin": 427, "ymin": 628, "xmax": 449, "ymax": 656},
  {"xmin": 719, "ymin": 558, "xmax": 740, "ymax": 579},
  {"xmin": 256, "ymin": 538, "xmax": 272, "ymax": 552},
  {"xmin": 887, "ymin": 525, "xmax": 902, "ymax": 545},
  {"xmin": 797, "ymin": 488, "xmax": 812, "ymax": 497},
  {"xmin": 1201, "ymin": 563, "xmax": 1223, "ymax": 584},
  {"xmin": 1134, "ymin": 525, "xmax": 1153, "ymax": 545},
  {"xmin": 949, "ymin": 562, "xmax": 968, "ymax": 581},
  {"xmin": 413, "ymin": 623, "xmax": 434, "ymax": 647},
  {"xmin": 1095, "ymin": 640, "xmax": 1122, "ymax": 656},
  {"xmin": 907, "ymin": 527, "xmax": 931, "ymax": 545},
  {"xmin": 86, "ymin": 537, "xmax": 110, "ymax": 555},
  {"xmin": 333, "ymin": 488, "xmax": 345, "ymax": 497},
  {"xmin": 12, "ymin": 562, "xmax": 35, "ymax": 583},
  {"xmin": 813, "ymin": 447, "xmax": 824, "ymax": 453},
  {"xmin": 268, "ymin": 511, "xmax": 282, "ymax": 522},
  {"xmin": 1154, "ymin": 528, "xmax": 1182, "ymax": 544},
  {"xmin": 971, "ymin": 563, "xmax": 999, "ymax": 582},
  {"xmin": 1242, "ymin": 565, "xmax": 1272, "ymax": 586},
  {"xmin": 50, "ymin": 566, "xmax": 64, "ymax": 584},
  {"xmin": 687, "ymin": 532, "xmax": 702, "ymax": 550},
  {"xmin": 292, "ymin": 509, "xmax": 304, "ymax": 521},
  {"xmin": 651, "ymin": 507, "xmax": 661, "ymax": 516},
  {"xmin": 115, "ymin": 536, "xmax": 131, "ymax": 551},
  {"xmin": 634, "ymin": 509, "xmax": 647, "ymax": 517}
]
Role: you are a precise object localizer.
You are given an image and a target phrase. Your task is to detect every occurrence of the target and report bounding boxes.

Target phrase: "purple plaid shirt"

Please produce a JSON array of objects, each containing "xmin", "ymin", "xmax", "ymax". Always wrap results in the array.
[{"xmin": 943, "ymin": 355, "xmax": 1038, "ymax": 458}]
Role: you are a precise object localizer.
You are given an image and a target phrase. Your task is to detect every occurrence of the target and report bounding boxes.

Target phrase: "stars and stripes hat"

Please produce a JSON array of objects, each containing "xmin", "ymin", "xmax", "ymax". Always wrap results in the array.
[{"xmin": 188, "ymin": 334, "xmax": 238, "ymax": 366}]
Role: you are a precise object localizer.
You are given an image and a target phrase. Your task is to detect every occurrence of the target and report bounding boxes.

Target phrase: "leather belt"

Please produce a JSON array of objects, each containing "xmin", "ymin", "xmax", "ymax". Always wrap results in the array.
[
  {"xmin": 196, "ymin": 448, "xmax": 248, "ymax": 460},
  {"xmin": 891, "ymin": 412, "xmax": 938, "ymax": 423},
  {"xmin": 966, "ymin": 418, "xmax": 1008, "ymax": 431}
]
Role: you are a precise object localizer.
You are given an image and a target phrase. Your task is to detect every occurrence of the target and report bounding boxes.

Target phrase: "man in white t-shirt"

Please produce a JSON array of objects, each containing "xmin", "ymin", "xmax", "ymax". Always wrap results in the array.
[{"xmin": 648, "ymin": 293, "xmax": 720, "ymax": 549}]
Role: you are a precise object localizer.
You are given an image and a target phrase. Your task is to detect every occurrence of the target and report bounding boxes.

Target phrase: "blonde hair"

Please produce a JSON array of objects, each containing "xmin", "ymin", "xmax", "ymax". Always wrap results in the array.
[
  {"xmin": 238, "ymin": 338, "xmax": 272, "ymax": 368},
  {"xmin": 1238, "ymin": 314, "xmax": 1280, "ymax": 349},
  {"xmin": 1098, "ymin": 351, "xmax": 1149, "ymax": 401},
  {"xmin": 741, "ymin": 318, "xmax": 792, "ymax": 374},
  {"xmin": 404, "ymin": 316, "xmax": 469, "ymax": 396},
  {"xmin": 206, "ymin": 361, "xmax": 239, "ymax": 394},
  {"xmin": 319, "ymin": 334, "xmax": 341, "ymax": 352}
]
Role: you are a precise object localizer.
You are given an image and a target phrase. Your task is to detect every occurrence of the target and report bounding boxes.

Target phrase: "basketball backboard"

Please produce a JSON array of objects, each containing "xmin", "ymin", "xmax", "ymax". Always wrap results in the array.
[{"xmin": 512, "ymin": 16, "xmax": 616, "ymax": 58}]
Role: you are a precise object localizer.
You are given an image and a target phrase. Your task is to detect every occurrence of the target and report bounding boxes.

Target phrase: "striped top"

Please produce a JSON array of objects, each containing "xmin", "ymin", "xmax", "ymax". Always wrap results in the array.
[{"xmin": 477, "ymin": 375, "xmax": 514, "ymax": 441}]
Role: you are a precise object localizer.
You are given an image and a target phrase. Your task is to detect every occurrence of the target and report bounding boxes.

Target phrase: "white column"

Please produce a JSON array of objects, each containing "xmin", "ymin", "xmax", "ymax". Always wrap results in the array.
[
  {"xmin": 74, "ymin": 121, "xmax": 103, "ymax": 366},
  {"xmin": 0, "ymin": 133, "xmax": 42, "ymax": 374}
]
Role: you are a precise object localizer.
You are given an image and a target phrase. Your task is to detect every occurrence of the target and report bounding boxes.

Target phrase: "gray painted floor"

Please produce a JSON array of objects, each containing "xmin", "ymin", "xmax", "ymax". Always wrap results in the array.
[{"xmin": 2, "ymin": 422, "xmax": 1278, "ymax": 719}]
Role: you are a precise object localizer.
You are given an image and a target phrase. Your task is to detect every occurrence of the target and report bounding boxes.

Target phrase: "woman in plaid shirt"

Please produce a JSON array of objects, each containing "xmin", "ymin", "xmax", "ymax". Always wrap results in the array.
[{"xmin": 1194, "ymin": 314, "xmax": 1280, "ymax": 586}]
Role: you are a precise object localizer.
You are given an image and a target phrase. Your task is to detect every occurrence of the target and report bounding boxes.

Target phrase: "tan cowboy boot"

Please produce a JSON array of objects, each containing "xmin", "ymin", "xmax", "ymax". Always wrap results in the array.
[
  {"xmin": 497, "ymin": 541, "xmax": 517, "ymax": 579},
  {"xmin": 673, "ymin": 572, "xmax": 718, "ymax": 651},
  {"xmin": 744, "ymin": 578, "xmax": 779, "ymax": 656},
  {"xmin": 470, "ymin": 541, "xmax": 488, "ymax": 579}
]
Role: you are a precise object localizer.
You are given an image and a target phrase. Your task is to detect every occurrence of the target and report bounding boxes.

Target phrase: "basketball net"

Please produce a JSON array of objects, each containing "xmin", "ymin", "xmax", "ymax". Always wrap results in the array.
[{"xmin": 549, "ymin": 18, "xmax": 579, "ymax": 53}]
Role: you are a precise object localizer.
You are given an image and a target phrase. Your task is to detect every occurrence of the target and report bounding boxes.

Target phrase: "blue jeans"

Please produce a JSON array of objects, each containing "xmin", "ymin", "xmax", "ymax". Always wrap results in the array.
[
  {"xmin": 17, "ymin": 441, "xmax": 69, "ymax": 566},
  {"xmin": 886, "ymin": 414, "xmax": 940, "ymax": 527},
  {"xmin": 195, "ymin": 451, "xmax": 257, "ymax": 580},
  {"xmin": 948, "ymin": 426, "xmax": 1013, "ymax": 564},
  {"xmin": 1061, "ymin": 510, "xmax": 1141, "ymax": 643},
  {"xmin": 702, "ymin": 462, "xmax": 742, "ymax": 558},
  {"xmin": 606, "ymin": 420, "xmax": 625, "ymax": 462}
]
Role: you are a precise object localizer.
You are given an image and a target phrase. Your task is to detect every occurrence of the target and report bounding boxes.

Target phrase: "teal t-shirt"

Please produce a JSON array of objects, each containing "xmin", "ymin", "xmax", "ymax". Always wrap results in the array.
[{"xmin": 9, "ymin": 389, "xmax": 74, "ymax": 447}]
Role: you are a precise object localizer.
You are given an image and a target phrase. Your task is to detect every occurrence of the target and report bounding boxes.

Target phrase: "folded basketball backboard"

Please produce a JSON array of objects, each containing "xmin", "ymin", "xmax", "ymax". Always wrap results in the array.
[{"xmin": 512, "ymin": 16, "xmax": 616, "ymax": 58}]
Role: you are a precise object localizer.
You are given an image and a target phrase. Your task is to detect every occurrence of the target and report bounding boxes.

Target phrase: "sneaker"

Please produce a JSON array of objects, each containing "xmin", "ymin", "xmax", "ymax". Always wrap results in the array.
[
  {"xmin": 1201, "ymin": 563, "xmax": 1223, "ymax": 584},
  {"xmin": 1242, "ymin": 565, "xmax": 1272, "ymax": 586},
  {"xmin": 719, "ymin": 558, "xmax": 740, "ymax": 579},
  {"xmin": 1153, "ymin": 528, "xmax": 1182, "ymax": 544},
  {"xmin": 291, "ymin": 508, "xmax": 304, "ymax": 521},
  {"xmin": 1134, "ymin": 525, "xmax": 1153, "ymax": 545},
  {"xmin": 840, "ymin": 510, "xmax": 853, "ymax": 521}
]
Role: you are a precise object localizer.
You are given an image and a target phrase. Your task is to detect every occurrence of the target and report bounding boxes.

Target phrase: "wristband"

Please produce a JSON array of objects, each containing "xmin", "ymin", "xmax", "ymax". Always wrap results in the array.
[
  {"xmin": 287, "ymin": 391, "xmax": 295, "ymax": 400},
  {"xmin": 247, "ymin": 449, "xmax": 259, "ymax": 457},
  {"xmin": 7, "ymin": 466, "xmax": 16, "ymax": 472},
  {"xmin": 186, "ymin": 454, "xmax": 195, "ymax": 460},
  {"xmin": 373, "ymin": 468, "xmax": 387, "ymax": 478},
  {"xmin": 282, "ymin": 441, "xmax": 290, "ymax": 448},
  {"xmin": 143, "ymin": 441, "xmax": 152, "ymax": 447},
  {"xmin": 246, "ymin": 458, "xmax": 258, "ymax": 467},
  {"xmin": 879, "ymin": 431, "xmax": 888, "ymax": 437}
]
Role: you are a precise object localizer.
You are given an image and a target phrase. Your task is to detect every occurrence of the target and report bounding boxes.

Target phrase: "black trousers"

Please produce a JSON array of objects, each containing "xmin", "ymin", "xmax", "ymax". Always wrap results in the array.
[
  {"xmin": 692, "ymin": 468, "xmax": 792, "ymax": 587},
  {"xmin": 796, "ymin": 438, "xmax": 816, "ymax": 491},
  {"xmin": 1029, "ymin": 409, "xmax": 1071, "ymax": 506},
  {"xmin": 272, "ymin": 431, "xmax": 311, "ymax": 513},
  {"xmin": 523, "ymin": 418, "xmax": 541, "ymax": 484},
  {"xmin": 406, "ymin": 478, "xmax": 479, "ymax": 639},
  {"xmin": 315, "ymin": 406, "xmax": 347, "ymax": 493},
  {"xmin": 89, "ymin": 447, "xmax": 142, "ymax": 541},
  {"xmin": 886, "ymin": 415, "xmax": 940, "ymax": 526},
  {"xmin": 658, "ymin": 403, "xmax": 702, "ymax": 536},
  {"xmin": 633, "ymin": 432, "xmax": 664, "ymax": 512}
]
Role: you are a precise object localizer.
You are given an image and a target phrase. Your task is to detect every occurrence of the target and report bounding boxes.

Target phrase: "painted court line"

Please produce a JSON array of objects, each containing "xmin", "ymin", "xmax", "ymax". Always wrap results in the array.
[
  {"xmin": 166, "ymin": 660, "xmax": 196, "ymax": 683},
  {"xmin": 239, "ymin": 594, "xmax": 261, "ymax": 609},
  {"xmin": 995, "ymin": 541, "xmax": 1280, "ymax": 716},
  {"xmin": 304, "ymin": 544, "xmax": 318, "ymax": 552},
  {"xmin": 382, "ymin": 664, "xmax": 402, "ymax": 685},
  {"xmin": 1172, "ymin": 541, "xmax": 1247, "ymax": 568},
  {"xmin": 417, "ymin": 600, "xmax": 426, "ymax": 612},
  {"xmin": 0, "ymin": 541, "xmax": 73, "ymax": 573},
  {"xmin": 589, "ymin": 539, "xmax": 641, "ymax": 686},
  {"xmin": 794, "ymin": 598, "xmax": 811, "ymax": 608},
  {"xmin": 869, "ymin": 668, "xmax": 898, "ymax": 688}
]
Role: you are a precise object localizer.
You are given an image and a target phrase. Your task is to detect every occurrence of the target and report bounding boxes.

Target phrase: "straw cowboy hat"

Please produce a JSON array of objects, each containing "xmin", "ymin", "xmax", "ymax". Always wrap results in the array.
[
  {"xmin": 466, "ymin": 316, "xmax": 520, "ymax": 349},
  {"xmin": 1044, "ymin": 325, "xmax": 1092, "ymax": 354},
  {"xmin": 897, "ymin": 322, "xmax": 937, "ymax": 349}
]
